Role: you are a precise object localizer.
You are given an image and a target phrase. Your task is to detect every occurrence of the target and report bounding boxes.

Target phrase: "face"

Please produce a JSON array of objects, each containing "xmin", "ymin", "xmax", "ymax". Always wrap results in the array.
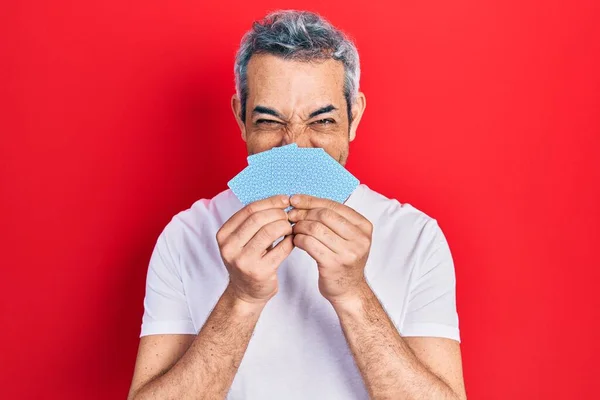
[{"xmin": 231, "ymin": 54, "xmax": 366, "ymax": 166}]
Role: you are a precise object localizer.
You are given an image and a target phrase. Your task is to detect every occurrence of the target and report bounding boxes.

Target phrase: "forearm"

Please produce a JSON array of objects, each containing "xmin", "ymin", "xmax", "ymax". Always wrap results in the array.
[
  {"xmin": 133, "ymin": 284, "xmax": 264, "ymax": 400},
  {"xmin": 333, "ymin": 282, "xmax": 459, "ymax": 400}
]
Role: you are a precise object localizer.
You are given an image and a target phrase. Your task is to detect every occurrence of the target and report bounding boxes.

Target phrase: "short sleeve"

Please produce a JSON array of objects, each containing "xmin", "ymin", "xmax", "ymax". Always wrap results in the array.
[
  {"xmin": 400, "ymin": 221, "xmax": 460, "ymax": 342},
  {"xmin": 140, "ymin": 222, "xmax": 197, "ymax": 337}
]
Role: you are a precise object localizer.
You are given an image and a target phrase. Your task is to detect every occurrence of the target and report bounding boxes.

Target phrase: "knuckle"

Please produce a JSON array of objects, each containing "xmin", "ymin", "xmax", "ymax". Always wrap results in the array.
[
  {"xmin": 245, "ymin": 203, "xmax": 257, "ymax": 216},
  {"xmin": 272, "ymin": 220, "xmax": 288, "ymax": 235},
  {"xmin": 271, "ymin": 195, "xmax": 283, "ymax": 206},
  {"xmin": 314, "ymin": 245, "xmax": 326, "ymax": 259},
  {"xmin": 292, "ymin": 233, "xmax": 303, "ymax": 246},
  {"xmin": 364, "ymin": 220, "xmax": 373, "ymax": 234},
  {"xmin": 329, "ymin": 201, "xmax": 340, "ymax": 212},
  {"xmin": 266, "ymin": 209, "xmax": 283, "ymax": 223},
  {"xmin": 220, "ymin": 244, "xmax": 235, "ymax": 262},
  {"xmin": 248, "ymin": 212, "xmax": 263, "ymax": 226},
  {"xmin": 283, "ymin": 221, "xmax": 294, "ymax": 236},
  {"xmin": 274, "ymin": 219, "xmax": 290, "ymax": 233},
  {"xmin": 260, "ymin": 223, "xmax": 275, "ymax": 239},
  {"xmin": 344, "ymin": 250, "xmax": 360, "ymax": 264},
  {"xmin": 231, "ymin": 228, "xmax": 243, "ymax": 242},
  {"xmin": 307, "ymin": 221, "xmax": 321, "ymax": 235},
  {"xmin": 215, "ymin": 229, "xmax": 226, "ymax": 244},
  {"xmin": 292, "ymin": 220, "xmax": 305, "ymax": 234},
  {"xmin": 316, "ymin": 208, "xmax": 329, "ymax": 220},
  {"xmin": 276, "ymin": 208, "xmax": 288, "ymax": 219},
  {"xmin": 335, "ymin": 213, "xmax": 348, "ymax": 225},
  {"xmin": 359, "ymin": 235, "xmax": 371, "ymax": 250}
]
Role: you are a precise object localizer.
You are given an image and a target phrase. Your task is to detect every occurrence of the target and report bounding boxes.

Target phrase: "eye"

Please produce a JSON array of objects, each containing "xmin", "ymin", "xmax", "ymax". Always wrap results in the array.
[
  {"xmin": 312, "ymin": 118, "xmax": 336, "ymax": 125},
  {"xmin": 256, "ymin": 119, "xmax": 282, "ymax": 125}
]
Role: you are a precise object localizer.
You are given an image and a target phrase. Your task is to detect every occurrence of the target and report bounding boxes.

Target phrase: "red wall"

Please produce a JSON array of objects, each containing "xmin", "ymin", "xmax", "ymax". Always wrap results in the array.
[{"xmin": 1, "ymin": 1, "xmax": 599, "ymax": 398}]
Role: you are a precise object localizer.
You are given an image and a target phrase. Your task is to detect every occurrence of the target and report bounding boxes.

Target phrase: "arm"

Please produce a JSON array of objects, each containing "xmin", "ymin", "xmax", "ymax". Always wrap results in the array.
[
  {"xmin": 288, "ymin": 195, "xmax": 465, "ymax": 399},
  {"xmin": 128, "ymin": 285, "xmax": 265, "ymax": 399},
  {"xmin": 332, "ymin": 282, "xmax": 465, "ymax": 400},
  {"xmin": 128, "ymin": 195, "xmax": 294, "ymax": 399}
]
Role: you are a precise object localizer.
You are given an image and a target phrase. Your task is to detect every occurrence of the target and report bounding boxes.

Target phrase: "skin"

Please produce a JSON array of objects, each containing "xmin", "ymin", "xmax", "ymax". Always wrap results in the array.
[
  {"xmin": 233, "ymin": 54, "xmax": 365, "ymax": 165},
  {"xmin": 128, "ymin": 53, "xmax": 466, "ymax": 399}
]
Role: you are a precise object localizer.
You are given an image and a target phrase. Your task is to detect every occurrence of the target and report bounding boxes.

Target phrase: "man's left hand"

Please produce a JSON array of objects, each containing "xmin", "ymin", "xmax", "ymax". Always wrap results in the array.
[{"xmin": 287, "ymin": 194, "xmax": 373, "ymax": 303}]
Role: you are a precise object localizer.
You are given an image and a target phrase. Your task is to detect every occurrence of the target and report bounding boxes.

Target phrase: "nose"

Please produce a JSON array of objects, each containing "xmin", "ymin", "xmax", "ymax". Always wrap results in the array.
[
  {"xmin": 281, "ymin": 136, "xmax": 294, "ymax": 146},
  {"xmin": 281, "ymin": 128, "xmax": 312, "ymax": 148},
  {"xmin": 281, "ymin": 138, "xmax": 313, "ymax": 149}
]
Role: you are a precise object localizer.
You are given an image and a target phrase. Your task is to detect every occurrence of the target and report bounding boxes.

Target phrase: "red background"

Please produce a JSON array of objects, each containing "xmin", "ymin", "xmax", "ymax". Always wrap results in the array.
[{"xmin": 1, "ymin": 1, "xmax": 599, "ymax": 398}]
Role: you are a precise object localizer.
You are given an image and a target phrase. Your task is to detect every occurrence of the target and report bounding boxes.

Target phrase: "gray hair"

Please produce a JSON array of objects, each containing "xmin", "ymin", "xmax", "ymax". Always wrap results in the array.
[{"xmin": 234, "ymin": 10, "xmax": 361, "ymax": 123}]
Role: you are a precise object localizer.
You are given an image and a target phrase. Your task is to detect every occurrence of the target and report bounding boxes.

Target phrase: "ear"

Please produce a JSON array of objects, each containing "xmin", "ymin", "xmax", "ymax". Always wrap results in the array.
[
  {"xmin": 348, "ymin": 92, "xmax": 366, "ymax": 142},
  {"xmin": 231, "ymin": 94, "xmax": 247, "ymax": 142}
]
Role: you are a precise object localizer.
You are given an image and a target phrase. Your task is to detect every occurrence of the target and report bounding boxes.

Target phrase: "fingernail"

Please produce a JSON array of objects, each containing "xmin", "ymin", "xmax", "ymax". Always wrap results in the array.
[
  {"xmin": 281, "ymin": 195, "xmax": 290, "ymax": 204},
  {"xmin": 290, "ymin": 195, "xmax": 300, "ymax": 205}
]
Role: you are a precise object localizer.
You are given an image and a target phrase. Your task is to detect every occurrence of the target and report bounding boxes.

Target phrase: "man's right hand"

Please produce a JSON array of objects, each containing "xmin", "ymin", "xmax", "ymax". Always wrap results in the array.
[
  {"xmin": 216, "ymin": 195, "xmax": 294, "ymax": 305},
  {"xmin": 129, "ymin": 197, "xmax": 294, "ymax": 400}
]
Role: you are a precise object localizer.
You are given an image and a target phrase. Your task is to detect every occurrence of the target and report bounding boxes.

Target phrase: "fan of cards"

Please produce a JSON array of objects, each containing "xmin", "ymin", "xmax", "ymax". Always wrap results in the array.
[{"xmin": 228, "ymin": 144, "xmax": 359, "ymax": 208}]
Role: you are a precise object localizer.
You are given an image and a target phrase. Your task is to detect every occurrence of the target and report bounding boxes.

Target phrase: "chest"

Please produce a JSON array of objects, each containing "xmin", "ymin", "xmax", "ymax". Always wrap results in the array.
[{"xmin": 182, "ymin": 244, "xmax": 414, "ymax": 399}]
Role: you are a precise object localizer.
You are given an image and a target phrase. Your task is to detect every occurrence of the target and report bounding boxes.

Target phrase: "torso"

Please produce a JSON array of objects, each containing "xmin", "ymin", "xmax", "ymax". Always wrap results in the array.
[{"xmin": 174, "ymin": 184, "xmax": 435, "ymax": 399}]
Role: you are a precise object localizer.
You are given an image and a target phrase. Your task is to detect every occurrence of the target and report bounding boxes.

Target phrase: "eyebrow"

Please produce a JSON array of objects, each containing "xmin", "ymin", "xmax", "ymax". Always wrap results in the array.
[
  {"xmin": 252, "ymin": 106, "xmax": 285, "ymax": 119},
  {"xmin": 308, "ymin": 104, "xmax": 337, "ymax": 119},
  {"xmin": 252, "ymin": 104, "xmax": 338, "ymax": 120}
]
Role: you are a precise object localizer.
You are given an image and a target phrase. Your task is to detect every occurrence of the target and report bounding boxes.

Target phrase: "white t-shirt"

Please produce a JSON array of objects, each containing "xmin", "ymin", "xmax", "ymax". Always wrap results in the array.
[{"xmin": 140, "ymin": 184, "xmax": 460, "ymax": 399}]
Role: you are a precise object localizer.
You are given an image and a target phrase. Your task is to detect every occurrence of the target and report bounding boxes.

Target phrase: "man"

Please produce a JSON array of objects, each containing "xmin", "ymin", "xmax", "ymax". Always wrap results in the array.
[{"xmin": 128, "ymin": 10, "xmax": 466, "ymax": 400}]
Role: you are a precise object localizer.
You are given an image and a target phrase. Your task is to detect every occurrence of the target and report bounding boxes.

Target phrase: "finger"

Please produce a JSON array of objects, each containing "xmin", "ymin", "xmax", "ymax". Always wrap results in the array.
[
  {"xmin": 243, "ymin": 219, "xmax": 294, "ymax": 258},
  {"xmin": 263, "ymin": 234, "xmax": 294, "ymax": 266},
  {"xmin": 217, "ymin": 195, "xmax": 290, "ymax": 242},
  {"xmin": 289, "ymin": 194, "xmax": 371, "ymax": 234},
  {"xmin": 293, "ymin": 233, "xmax": 336, "ymax": 266},
  {"xmin": 292, "ymin": 220, "xmax": 346, "ymax": 254},
  {"xmin": 289, "ymin": 207, "xmax": 360, "ymax": 241},
  {"xmin": 226, "ymin": 208, "xmax": 289, "ymax": 248}
]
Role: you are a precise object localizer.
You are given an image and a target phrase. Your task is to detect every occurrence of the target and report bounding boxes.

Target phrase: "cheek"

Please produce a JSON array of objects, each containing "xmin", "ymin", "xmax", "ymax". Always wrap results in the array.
[
  {"xmin": 310, "ymin": 133, "xmax": 349, "ymax": 158},
  {"xmin": 246, "ymin": 130, "xmax": 281, "ymax": 151}
]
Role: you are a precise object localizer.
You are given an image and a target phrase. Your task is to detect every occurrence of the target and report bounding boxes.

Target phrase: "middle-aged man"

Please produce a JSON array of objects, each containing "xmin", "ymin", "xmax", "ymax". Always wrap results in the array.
[{"xmin": 128, "ymin": 10, "xmax": 466, "ymax": 400}]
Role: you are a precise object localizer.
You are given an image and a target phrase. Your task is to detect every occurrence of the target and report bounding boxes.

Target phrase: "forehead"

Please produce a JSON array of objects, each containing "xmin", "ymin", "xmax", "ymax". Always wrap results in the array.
[{"xmin": 246, "ymin": 54, "xmax": 346, "ymax": 109}]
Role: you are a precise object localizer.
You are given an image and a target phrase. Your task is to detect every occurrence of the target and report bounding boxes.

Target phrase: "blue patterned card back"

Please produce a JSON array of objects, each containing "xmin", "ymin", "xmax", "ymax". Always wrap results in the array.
[
  {"xmin": 247, "ymin": 143, "xmax": 298, "ymax": 165},
  {"xmin": 229, "ymin": 145, "xmax": 359, "ymax": 207}
]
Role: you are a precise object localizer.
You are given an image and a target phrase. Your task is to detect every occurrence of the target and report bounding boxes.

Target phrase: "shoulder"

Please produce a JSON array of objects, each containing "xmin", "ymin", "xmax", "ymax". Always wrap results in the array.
[
  {"xmin": 357, "ymin": 184, "xmax": 440, "ymax": 233},
  {"xmin": 356, "ymin": 184, "xmax": 446, "ymax": 258}
]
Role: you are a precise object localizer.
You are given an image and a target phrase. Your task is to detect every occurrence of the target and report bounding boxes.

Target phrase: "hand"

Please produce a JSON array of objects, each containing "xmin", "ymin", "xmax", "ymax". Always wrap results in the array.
[
  {"xmin": 287, "ymin": 195, "xmax": 373, "ymax": 303},
  {"xmin": 216, "ymin": 195, "xmax": 294, "ymax": 305}
]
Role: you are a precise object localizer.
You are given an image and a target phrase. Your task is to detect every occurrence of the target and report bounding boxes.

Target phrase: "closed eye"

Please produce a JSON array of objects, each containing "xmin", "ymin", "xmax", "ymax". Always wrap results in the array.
[
  {"xmin": 256, "ymin": 119, "xmax": 283, "ymax": 125},
  {"xmin": 312, "ymin": 118, "xmax": 336, "ymax": 125}
]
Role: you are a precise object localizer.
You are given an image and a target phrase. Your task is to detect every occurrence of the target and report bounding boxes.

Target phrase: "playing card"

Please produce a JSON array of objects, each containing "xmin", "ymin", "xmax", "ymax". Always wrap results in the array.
[
  {"xmin": 227, "ymin": 165, "xmax": 268, "ymax": 205},
  {"xmin": 281, "ymin": 148, "xmax": 323, "ymax": 196},
  {"xmin": 309, "ymin": 150, "xmax": 359, "ymax": 203},
  {"xmin": 229, "ymin": 145, "xmax": 359, "ymax": 207},
  {"xmin": 247, "ymin": 143, "xmax": 298, "ymax": 165},
  {"xmin": 247, "ymin": 143, "xmax": 300, "ymax": 200}
]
